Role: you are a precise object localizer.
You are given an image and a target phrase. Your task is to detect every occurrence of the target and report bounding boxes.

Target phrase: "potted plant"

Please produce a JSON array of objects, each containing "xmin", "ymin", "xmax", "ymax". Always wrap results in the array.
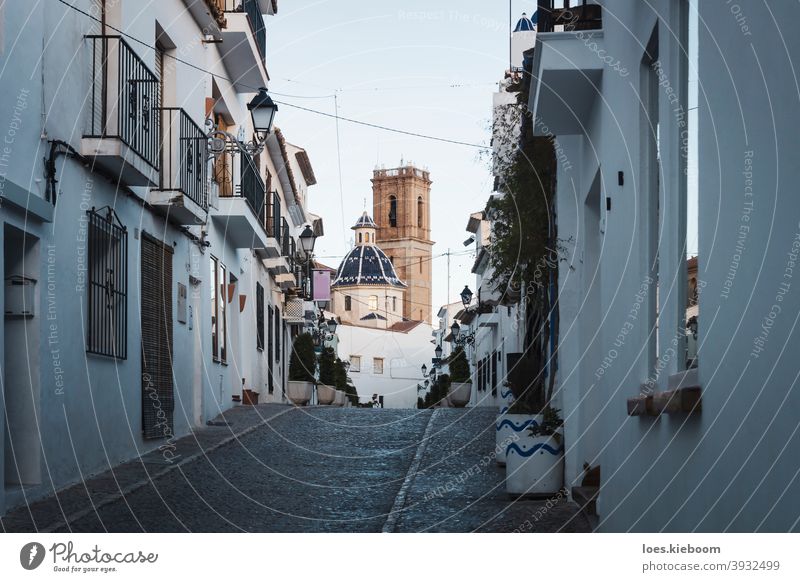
[
  {"xmin": 504, "ymin": 360, "xmax": 564, "ymax": 495},
  {"xmin": 421, "ymin": 373, "xmax": 450, "ymax": 408},
  {"xmin": 316, "ymin": 347, "xmax": 337, "ymax": 405},
  {"xmin": 287, "ymin": 333, "xmax": 316, "ymax": 406},
  {"xmin": 334, "ymin": 358, "xmax": 359, "ymax": 406},
  {"xmin": 447, "ymin": 347, "xmax": 472, "ymax": 407},
  {"xmin": 484, "ymin": 75, "xmax": 564, "ymax": 492}
]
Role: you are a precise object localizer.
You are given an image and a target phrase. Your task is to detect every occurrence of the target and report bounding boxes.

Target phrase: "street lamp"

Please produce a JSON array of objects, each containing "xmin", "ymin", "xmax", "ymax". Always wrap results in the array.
[
  {"xmin": 298, "ymin": 224, "xmax": 317, "ymax": 263},
  {"xmin": 327, "ymin": 317, "xmax": 338, "ymax": 334},
  {"xmin": 208, "ymin": 88, "xmax": 278, "ymax": 158},
  {"xmin": 247, "ymin": 88, "xmax": 278, "ymax": 137},
  {"xmin": 294, "ymin": 224, "xmax": 318, "ymax": 300},
  {"xmin": 434, "ymin": 344, "xmax": 443, "ymax": 360},
  {"xmin": 450, "ymin": 320, "xmax": 475, "ymax": 348},
  {"xmin": 461, "ymin": 285, "xmax": 474, "ymax": 307},
  {"xmin": 421, "ymin": 363, "xmax": 428, "ymax": 377}
]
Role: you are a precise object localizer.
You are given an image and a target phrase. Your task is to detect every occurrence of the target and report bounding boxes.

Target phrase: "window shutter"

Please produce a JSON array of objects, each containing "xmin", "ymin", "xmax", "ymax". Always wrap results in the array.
[{"xmin": 256, "ymin": 282, "xmax": 264, "ymax": 350}]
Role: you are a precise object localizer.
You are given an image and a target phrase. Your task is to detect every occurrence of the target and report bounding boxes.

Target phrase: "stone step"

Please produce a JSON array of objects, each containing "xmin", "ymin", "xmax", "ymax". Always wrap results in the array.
[{"xmin": 572, "ymin": 485, "xmax": 599, "ymax": 516}]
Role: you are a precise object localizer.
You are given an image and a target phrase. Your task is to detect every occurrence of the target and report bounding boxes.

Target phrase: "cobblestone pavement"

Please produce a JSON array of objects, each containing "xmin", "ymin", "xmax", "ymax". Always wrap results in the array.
[
  {"xmin": 2, "ymin": 405, "xmax": 590, "ymax": 532},
  {"xmin": 393, "ymin": 408, "xmax": 591, "ymax": 532}
]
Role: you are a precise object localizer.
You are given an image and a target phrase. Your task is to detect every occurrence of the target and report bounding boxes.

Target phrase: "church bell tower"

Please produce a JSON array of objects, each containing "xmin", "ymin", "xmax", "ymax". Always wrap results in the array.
[{"xmin": 372, "ymin": 161, "xmax": 433, "ymax": 323}]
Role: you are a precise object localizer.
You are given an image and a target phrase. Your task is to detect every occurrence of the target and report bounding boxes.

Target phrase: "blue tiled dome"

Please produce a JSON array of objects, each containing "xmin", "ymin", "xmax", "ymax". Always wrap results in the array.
[
  {"xmin": 352, "ymin": 212, "xmax": 378, "ymax": 229},
  {"xmin": 514, "ymin": 12, "xmax": 537, "ymax": 32},
  {"xmin": 332, "ymin": 243, "xmax": 407, "ymax": 288}
]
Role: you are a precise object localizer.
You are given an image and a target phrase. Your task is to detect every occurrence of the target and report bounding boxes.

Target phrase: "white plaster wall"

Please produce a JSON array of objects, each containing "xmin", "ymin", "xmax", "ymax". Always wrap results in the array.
[
  {"xmin": 0, "ymin": 0, "xmax": 295, "ymax": 514},
  {"xmin": 539, "ymin": 0, "xmax": 800, "ymax": 532},
  {"xmin": 332, "ymin": 285, "xmax": 405, "ymax": 328},
  {"xmin": 336, "ymin": 322, "xmax": 432, "ymax": 408}
]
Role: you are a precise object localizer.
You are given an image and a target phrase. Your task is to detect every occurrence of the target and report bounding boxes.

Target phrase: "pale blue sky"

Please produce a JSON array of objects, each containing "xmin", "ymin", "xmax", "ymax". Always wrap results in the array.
[
  {"xmin": 266, "ymin": 1, "xmax": 528, "ymax": 317},
  {"xmin": 266, "ymin": 1, "xmax": 698, "ymax": 320}
]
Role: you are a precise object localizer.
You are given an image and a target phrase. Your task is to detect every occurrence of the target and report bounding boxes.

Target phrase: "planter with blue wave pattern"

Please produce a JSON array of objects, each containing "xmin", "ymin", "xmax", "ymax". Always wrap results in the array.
[
  {"xmin": 505, "ymin": 415, "xmax": 564, "ymax": 496},
  {"xmin": 495, "ymin": 413, "xmax": 538, "ymax": 466}
]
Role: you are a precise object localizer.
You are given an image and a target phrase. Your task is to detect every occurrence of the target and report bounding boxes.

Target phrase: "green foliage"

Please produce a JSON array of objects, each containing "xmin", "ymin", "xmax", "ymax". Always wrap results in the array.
[
  {"xmin": 422, "ymin": 373, "xmax": 451, "ymax": 409},
  {"xmin": 344, "ymin": 382, "xmax": 359, "ymax": 406},
  {"xmin": 333, "ymin": 357, "xmax": 348, "ymax": 390},
  {"xmin": 318, "ymin": 347, "xmax": 336, "ymax": 386},
  {"xmin": 448, "ymin": 347, "xmax": 471, "ymax": 383},
  {"xmin": 487, "ymin": 132, "xmax": 557, "ymax": 296},
  {"xmin": 417, "ymin": 397, "xmax": 424, "ymax": 409},
  {"xmin": 529, "ymin": 406, "xmax": 564, "ymax": 444},
  {"xmin": 489, "ymin": 83, "xmax": 561, "ymax": 415},
  {"xmin": 288, "ymin": 333, "xmax": 316, "ymax": 382}
]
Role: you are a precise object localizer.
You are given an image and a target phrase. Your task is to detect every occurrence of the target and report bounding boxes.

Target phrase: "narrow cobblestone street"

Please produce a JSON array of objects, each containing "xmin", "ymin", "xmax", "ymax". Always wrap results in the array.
[{"xmin": 2, "ymin": 406, "xmax": 589, "ymax": 533}]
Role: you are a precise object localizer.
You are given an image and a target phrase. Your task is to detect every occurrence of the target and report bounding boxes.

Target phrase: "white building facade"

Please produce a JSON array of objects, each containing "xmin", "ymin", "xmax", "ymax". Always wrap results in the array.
[
  {"xmin": 529, "ymin": 0, "xmax": 800, "ymax": 531},
  {"xmin": 0, "ymin": 0, "xmax": 321, "ymax": 516}
]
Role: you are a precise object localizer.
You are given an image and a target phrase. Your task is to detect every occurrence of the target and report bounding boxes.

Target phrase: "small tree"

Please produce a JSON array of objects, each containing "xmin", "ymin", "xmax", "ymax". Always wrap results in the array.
[
  {"xmin": 344, "ymin": 382, "xmax": 359, "ymax": 406},
  {"xmin": 318, "ymin": 347, "xmax": 336, "ymax": 386},
  {"xmin": 334, "ymin": 357, "xmax": 359, "ymax": 405},
  {"xmin": 423, "ymin": 373, "xmax": 450, "ymax": 408},
  {"xmin": 333, "ymin": 357, "xmax": 347, "ymax": 389},
  {"xmin": 289, "ymin": 333, "xmax": 316, "ymax": 382},
  {"xmin": 448, "ymin": 347, "xmax": 471, "ymax": 383}
]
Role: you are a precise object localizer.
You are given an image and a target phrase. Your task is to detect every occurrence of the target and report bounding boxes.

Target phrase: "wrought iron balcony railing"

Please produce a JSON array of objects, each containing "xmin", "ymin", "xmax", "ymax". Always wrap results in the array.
[
  {"xmin": 266, "ymin": 191, "xmax": 280, "ymax": 239},
  {"xmin": 156, "ymin": 108, "xmax": 208, "ymax": 209},
  {"xmin": 280, "ymin": 217, "xmax": 290, "ymax": 258},
  {"xmin": 237, "ymin": 151, "xmax": 268, "ymax": 222},
  {"xmin": 85, "ymin": 35, "xmax": 161, "ymax": 170},
  {"xmin": 224, "ymin": 0, "xmax": 266, "ymax": 62},
  {"xmin": 536, "ymin": 0, "xmax": 602, "ymax": 34}
]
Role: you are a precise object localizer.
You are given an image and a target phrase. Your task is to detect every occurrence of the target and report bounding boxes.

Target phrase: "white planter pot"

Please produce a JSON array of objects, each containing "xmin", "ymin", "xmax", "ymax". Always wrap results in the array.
[
  {"xmin": 505, "ymin": 414, "xmax": 564, "ymax": 496},
  {"xmin": 287, "ymin": 381, "xmax": 314, "ymax": 406},
  {"xmin": 448, "ymin": 382, "xmax": 472, "ymax": 407},
  {"xmin": 317, "ymin": 384, "xmax": 336, "ymax": 405},
  {"xmin": 333, "ymin": 390, "xmax": 346, "ymax": 407},
  {"xmin": 495, "ymin": 413, "xmax": 537, "ymax": 466}
]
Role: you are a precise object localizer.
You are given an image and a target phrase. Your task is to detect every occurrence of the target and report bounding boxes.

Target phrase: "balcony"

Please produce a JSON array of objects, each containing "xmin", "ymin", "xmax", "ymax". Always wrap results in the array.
[
  {"xmin": 264, "ymin": 217, "xmax": 293, "ymax": 275},
  {"xmin": 148, "ymin": 108, "xmax": 208, "ymax": 224},
  {"xmin": 212, "ymin": 153, "xmax": 280, "ymax": 258},
  {"xmin": 82, "ymin": 36, "xmax": 160, "ymax": 186},
  {"xmin": 220, "ymin": 0, "xmax": 268, "ymax": 90},
  {"xmin": 181, "ymin": 0, "xmax": 226, "ymax": 40},
  {"xmin": 529, "ymin": 1, "xmax": 604, "ymax": 136},
  {"xmin": 536, "ymin": 0, "xmax": 602, "ymax": 34}
]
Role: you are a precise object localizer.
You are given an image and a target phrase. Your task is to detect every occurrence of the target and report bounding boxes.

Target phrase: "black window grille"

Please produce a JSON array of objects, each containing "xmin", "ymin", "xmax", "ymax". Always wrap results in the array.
[
  {"xmin": 256, "ymin": 281, "xmax": 264, "ymax": 350},
  {"xmin": 345, "ymin": 295, "xmax": 352, "ymax": 311},
  {"xmin": 87, "ymin": 207, "xmax": 128, "ymax": 359}
]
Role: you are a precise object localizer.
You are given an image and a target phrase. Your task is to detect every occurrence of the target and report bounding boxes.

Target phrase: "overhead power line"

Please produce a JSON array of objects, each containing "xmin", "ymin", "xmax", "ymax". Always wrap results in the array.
[{"xmin": 56, "ymin": 0, "xmax": 491, "ymax": 150}]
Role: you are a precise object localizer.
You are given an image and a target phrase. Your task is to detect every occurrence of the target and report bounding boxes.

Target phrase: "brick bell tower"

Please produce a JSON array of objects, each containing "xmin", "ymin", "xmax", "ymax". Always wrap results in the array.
[{"xmin": 372, "ymin": 161, "xmax": 434, "ymax": 323}]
